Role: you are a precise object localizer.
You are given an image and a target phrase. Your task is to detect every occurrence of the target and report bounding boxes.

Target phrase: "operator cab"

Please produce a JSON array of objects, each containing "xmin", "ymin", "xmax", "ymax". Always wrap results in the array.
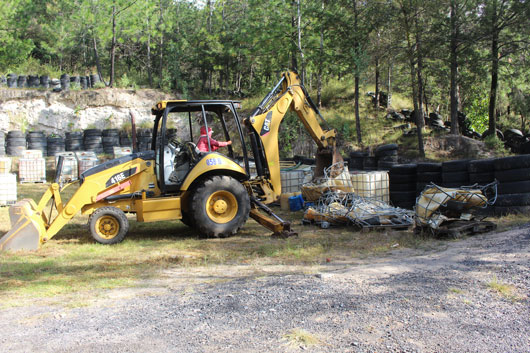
[{"xmin": 151, "ymin": 100, "xmax": 248, "ymax": 194}]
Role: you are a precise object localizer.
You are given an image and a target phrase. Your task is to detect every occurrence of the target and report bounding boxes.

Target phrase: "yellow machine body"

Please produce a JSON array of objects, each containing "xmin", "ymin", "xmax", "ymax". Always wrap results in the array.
[
  {"xmin": 1, "ymin": 71, "xmax": 340, "ymax": 251},
  {"xmin": 0, "ymin": 151, "xmax": 246, "ymax": 251}
]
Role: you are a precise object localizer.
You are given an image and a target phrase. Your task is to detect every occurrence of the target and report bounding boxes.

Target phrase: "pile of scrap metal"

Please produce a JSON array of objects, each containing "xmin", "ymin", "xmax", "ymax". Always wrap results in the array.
[
  {"xmin": 415, "ymin": 182, "xmax": 498, "ymax": 237},
  {"xmin": 301, "ymin": 162, "xmax": 414, "ymax": 229}
]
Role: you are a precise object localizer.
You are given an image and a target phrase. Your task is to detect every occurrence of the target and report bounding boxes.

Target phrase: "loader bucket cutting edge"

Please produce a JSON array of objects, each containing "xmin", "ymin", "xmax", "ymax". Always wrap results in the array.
[{"xmin": 0, "ymin": 199, "xmax": 47, "ymax": 252}]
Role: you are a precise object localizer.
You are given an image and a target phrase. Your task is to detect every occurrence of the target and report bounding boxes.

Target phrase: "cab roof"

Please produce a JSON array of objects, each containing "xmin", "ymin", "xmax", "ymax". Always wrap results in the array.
[{"xmin": 151, "ymin": 100, "xmax": 241, "ymax": 114}]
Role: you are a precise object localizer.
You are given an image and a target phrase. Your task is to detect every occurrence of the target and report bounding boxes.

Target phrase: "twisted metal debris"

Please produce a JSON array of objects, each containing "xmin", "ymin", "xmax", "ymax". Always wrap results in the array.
[
  {"xmin": 415, "ymin": 181, "xmax": 498, "ymax": 229},
  {"xmin": 303, "ymin": 162, "xmax": 414, "ymax": 229}
]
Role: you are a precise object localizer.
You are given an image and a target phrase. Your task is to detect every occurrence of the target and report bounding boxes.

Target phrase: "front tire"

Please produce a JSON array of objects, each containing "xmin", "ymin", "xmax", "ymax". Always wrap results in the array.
[
  {"xmin": 191, "ymin": 176, "xmax": 250, "ymax": 238},
  {"xmin": 89, "ymin": 207, "xmax": 129, "ymax": 244}
]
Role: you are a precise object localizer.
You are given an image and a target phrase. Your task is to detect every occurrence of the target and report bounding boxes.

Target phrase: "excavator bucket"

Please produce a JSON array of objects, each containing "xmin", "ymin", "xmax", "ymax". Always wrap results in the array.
[
  {"xmin": 0, "ymin": 199, "xmax": 47, "ymax": 252},
  {"xmin": 314, "ymin": 146, "xmax": 344, "ymax": 178}
]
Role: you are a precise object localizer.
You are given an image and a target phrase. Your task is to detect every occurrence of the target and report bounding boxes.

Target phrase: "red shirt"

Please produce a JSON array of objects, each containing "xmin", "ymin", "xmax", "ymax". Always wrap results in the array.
[{"xmin": 196, "ymin": 126, "xmax": 229, "ymax": 152}]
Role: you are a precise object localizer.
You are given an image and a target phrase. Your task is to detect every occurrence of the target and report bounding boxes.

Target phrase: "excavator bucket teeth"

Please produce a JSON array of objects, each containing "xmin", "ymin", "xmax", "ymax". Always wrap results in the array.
[{"xmin": 0, "ymin": 199, "xmax": 46, "ymax": 252}]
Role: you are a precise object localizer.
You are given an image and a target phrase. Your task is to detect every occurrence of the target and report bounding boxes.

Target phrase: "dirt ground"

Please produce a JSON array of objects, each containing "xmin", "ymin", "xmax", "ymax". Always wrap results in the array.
[{"xmin": 0, "ymin": 223, "xmax": 528, "ymax": 353}]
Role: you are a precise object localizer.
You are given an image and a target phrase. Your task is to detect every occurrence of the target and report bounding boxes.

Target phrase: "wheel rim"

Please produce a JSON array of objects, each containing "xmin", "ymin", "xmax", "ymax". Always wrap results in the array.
[
  {"xmin": 95, "ymin": 215, "xmax": 120, "ymax": 239},
  {"xmin": 206, "ymin": 190, "xmax": 238, "ymax": 223}
]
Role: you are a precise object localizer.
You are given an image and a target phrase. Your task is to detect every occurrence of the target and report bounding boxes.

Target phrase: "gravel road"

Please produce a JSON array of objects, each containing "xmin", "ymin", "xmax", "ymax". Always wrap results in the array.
[{"xmin": 1, "ymin": 226, "xmax": 529, "ymax": 353}]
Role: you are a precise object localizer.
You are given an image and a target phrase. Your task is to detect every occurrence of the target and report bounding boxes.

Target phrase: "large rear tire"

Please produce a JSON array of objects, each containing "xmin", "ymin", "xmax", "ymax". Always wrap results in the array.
[
  {"xmin": 89, "ymin": 207, "xmax": 129, "ymax": 244},
  {"xmin": 191, "ymin": 176, "xmax": 250, "ymax": 238}
]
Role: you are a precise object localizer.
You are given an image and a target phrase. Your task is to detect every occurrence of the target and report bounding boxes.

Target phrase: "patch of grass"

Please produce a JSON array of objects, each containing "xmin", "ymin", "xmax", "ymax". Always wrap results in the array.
[
  {"xmin": 0, "ymin": 178, "xmax": 432, "ymax": 308},
  {"xmin": 282, "ymin": 328, "xmax": 321, "ymax": 348},
  {"xmin": 486, "ymin": 275, "xmax": 520, "ymax": 301},
  {"xmin": 448, "ymin": 287, "xmax": 464, "ymax": 294},
  {"xmin": 494, "ymin": 213, "xmax": 530, "ymax": 231}
]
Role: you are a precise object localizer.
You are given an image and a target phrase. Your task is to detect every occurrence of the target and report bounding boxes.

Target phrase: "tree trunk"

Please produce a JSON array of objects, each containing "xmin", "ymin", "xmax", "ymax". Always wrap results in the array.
[
  {"xmin": 375, "ymin": 55, "xmax": 380, "ymax": 109},
  {"xmin": 147, "ymin": 17, "xmax": 153, "ymax": 87},
  {"xmin": 290, "ymin": 0, "xmax": 298, "ymax": 71},
  {"xmin": 109, "ymin": 4, "xmax": 117, "ymax": 87},
  {"xmin": 449, "ymin": 0, "xmax": 459, "ymax": 134},
  {"xmin": 415, "ymin": 16, "xmax": 425, "ymax": 129},
  {"xmin": 354, "ymin": 74, "xmax": 362, "ymax": 145},
  {"xmin": 317, "ymin": 0, "xmax": 324, "ymax": 107},
  {"xmin": 387, "ymin": 59, "xmax": 392, "ymax": 109},
  {"xmin": 296, "ymin": 0, "xmax": 305, "ymax": 83},
  {"xmin": 353, "ymin": 0, "xmax": 362, "ymax": 145},
  {"xmin": 93, "ymin": 35, "xmax": 104, "ymax": 85},
  {"xmin": 158, "ymin": 0, "xmax": 164, "ymax": 86},
  {"xmin": 401, "ymin": 0, "xmax": 425, "ymax": 158},
  {"xmin": 488, "ymin": 1, "xmax": 499, "ymax": 136}
]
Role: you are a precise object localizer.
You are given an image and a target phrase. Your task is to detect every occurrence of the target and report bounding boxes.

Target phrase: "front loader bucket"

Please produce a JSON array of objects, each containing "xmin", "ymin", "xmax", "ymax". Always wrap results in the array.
[{"xmin": 0, "ymin": 199, "xmax": 47, "ymax": 252}]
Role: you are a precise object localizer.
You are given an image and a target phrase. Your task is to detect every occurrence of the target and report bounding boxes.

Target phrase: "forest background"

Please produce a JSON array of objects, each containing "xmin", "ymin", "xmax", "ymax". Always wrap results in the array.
[{"xmin": 0, "ymin": 0, "xmax": 529, "ymax": 155}]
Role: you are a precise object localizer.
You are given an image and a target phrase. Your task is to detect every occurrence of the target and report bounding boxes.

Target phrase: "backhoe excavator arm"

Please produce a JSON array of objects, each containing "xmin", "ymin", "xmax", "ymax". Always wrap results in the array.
[{"xmin": 243, "ymin": 71, "xmax": 342, "ymax": 204}]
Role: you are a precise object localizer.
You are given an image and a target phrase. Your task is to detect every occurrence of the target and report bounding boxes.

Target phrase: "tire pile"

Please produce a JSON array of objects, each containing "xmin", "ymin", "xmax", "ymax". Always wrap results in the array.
[
  {"xmin": 348, "ymin": 144, "xmax": 399, "ymax": 171},
  {"xmin": 0, "ymin": 128, "xmax": 138, "ymax": 156},
  {"xmin": 137, "ymin": 129, "xmax": 153, "ymax": 151},
  {"xmin": 494, "ymin": 155, "xmax": 530, "ymax": 215},
  {"xmin": 416, "ymin": 162, "xmax": 442, "ymax": 195},
  {"xmin": 27, "ymin": 131, "xmax": 47, "ymax": 156},
  {"xmin": 66, "ymin": 132, "xmax": 83, "ymax": 151},
  {"xmin": 0, "ymin": 72, "xmax": 100, "ymax": 91},
  {"xmin": 442, "ymin": 160, "xmax": 469, "ymax": 188},
  {"xmin": 47, "ymin": 136, "xmax": 65, "ymax": 156},
  {"xmin": 348, "ymin": 151, "xmax": 366, "ymax": 170},
  {"xmin": 83, "ymin": 129, "xmax": 104, "ymax": 154},
  {"xmin": 119, "ymin": 131, "xmax": 132, "ymax": 147},
  {"xmin": 6, "ymin": 131, "xmax": 26, "ymax": 157},
  {"xmin": 468, "ymin": 159, "xmax": 495, "ymax": 184},
  {"xmin": 102, "ymin": 129, "xmax": 120, "ymax": 154},
  {"xmin": 389, "ymin": 164, "xmax": 417, "ymax": 209},
  {"xmin": 375, "ymin": 143, "xmax": 398, "ymax": 170},
  {"xmin": 386, "ymin": 155, "xmax": 530, "ymax": 215}
]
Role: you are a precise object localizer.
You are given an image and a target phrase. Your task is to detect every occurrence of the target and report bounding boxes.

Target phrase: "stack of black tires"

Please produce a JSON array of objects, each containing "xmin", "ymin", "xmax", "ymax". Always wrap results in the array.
[
  {"xmin": 119, "ymin": 131, "xmax": 132, "ymax": 147},
  {"xmin": 17, "ymin": 75, "xmax": 27, "ymax": 88},
  {"xmin": 83, "ymin": 129, "xmax": 103, "ymax": 154},
  {"xmin": 102, "ymin": 129, "xmax": 120, "ymax": 154},
  {"xmin": 389, "ymin": 164, "xmax": 417, "ymax": 209},
  {"xmin": 47, "ymin": 136, "xmax": 65, "ymax": 156},
  {"xmin": 7, "ymin": 74, "xmax": 17, "ymax": 88},
  {"xmin": 6, "ymin": 131, "xmax": 26, "ymax": 156},
  {"xmin": 40, "ymin": 75, "xmax": 49, "ymax": 89},
  {"xmin": 348, "ymin": 151, "xmax": 366, "ymax": 171},
  {"xmin": 375, "ymin": 144, "xmax": 398, "ymax": 170},
  {"xmin": 442, "ymin": 159, "xmax": 469, "ymax": 188},
  {"xmin": 416, "ymin": 162, "xmax": 442, "ymax": 195},
  {"xmin": 0, "ymin": 131, "xmax": 5, "ymax": 156},
  {"xmin": 60, "ymin": 74, "xmax": 70, "ymax": 91},
  {"xmin": 27, "ymin": 75, "xmax": 40, "ymax": 88},
  {"xmin": 468, "ymin": 159, "xmax": 495, "ymax": 185},
  {"xmin": 27, "ymin": 131, "xmax": 47, "ymax": 156},
  {"xmin": 363, "ymin": 155, "xmax": 378, "ymax": 170},
  {"xmin": 137, "ymin": 129, "xmax": 152, "ymax": 151},
  {"xmin": 66, "ymin": 132, "xmax": 83, "ymax": 151},
  {"xmin": 494, "ymin": 155, "xmax": 530, "ymax": 215},
  {"xmin": 70, "ymin": 76, "xmax": 80, "ymax": 89}
]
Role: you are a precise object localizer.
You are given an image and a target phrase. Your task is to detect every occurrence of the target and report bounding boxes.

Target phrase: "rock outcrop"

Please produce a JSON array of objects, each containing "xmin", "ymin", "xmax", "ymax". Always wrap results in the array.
[{"xmin": 0, "ymin": 88, "xmax": 174, "ymax": 133}]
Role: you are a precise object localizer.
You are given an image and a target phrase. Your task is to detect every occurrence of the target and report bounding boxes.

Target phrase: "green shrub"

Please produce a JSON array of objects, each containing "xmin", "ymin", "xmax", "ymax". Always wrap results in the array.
[{"xmin": 484, "ymin": 135, "xmax": 509, "ymax": 155}]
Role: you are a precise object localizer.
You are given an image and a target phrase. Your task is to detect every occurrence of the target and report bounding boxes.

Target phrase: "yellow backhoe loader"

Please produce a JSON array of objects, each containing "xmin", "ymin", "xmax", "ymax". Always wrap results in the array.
[{"xmin": 0, "ymin": 71, "xmax": 342, "ymax": 251}]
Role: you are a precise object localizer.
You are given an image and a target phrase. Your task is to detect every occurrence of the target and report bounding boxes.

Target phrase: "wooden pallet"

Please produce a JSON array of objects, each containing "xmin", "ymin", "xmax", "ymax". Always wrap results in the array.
[
  {"xmin": 416, "ymin": 220, "xmax": 496, "ymax": 238},
  {"xmin": 19, "ymin": 179, "xmax": 47, "ymax": 184}
]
